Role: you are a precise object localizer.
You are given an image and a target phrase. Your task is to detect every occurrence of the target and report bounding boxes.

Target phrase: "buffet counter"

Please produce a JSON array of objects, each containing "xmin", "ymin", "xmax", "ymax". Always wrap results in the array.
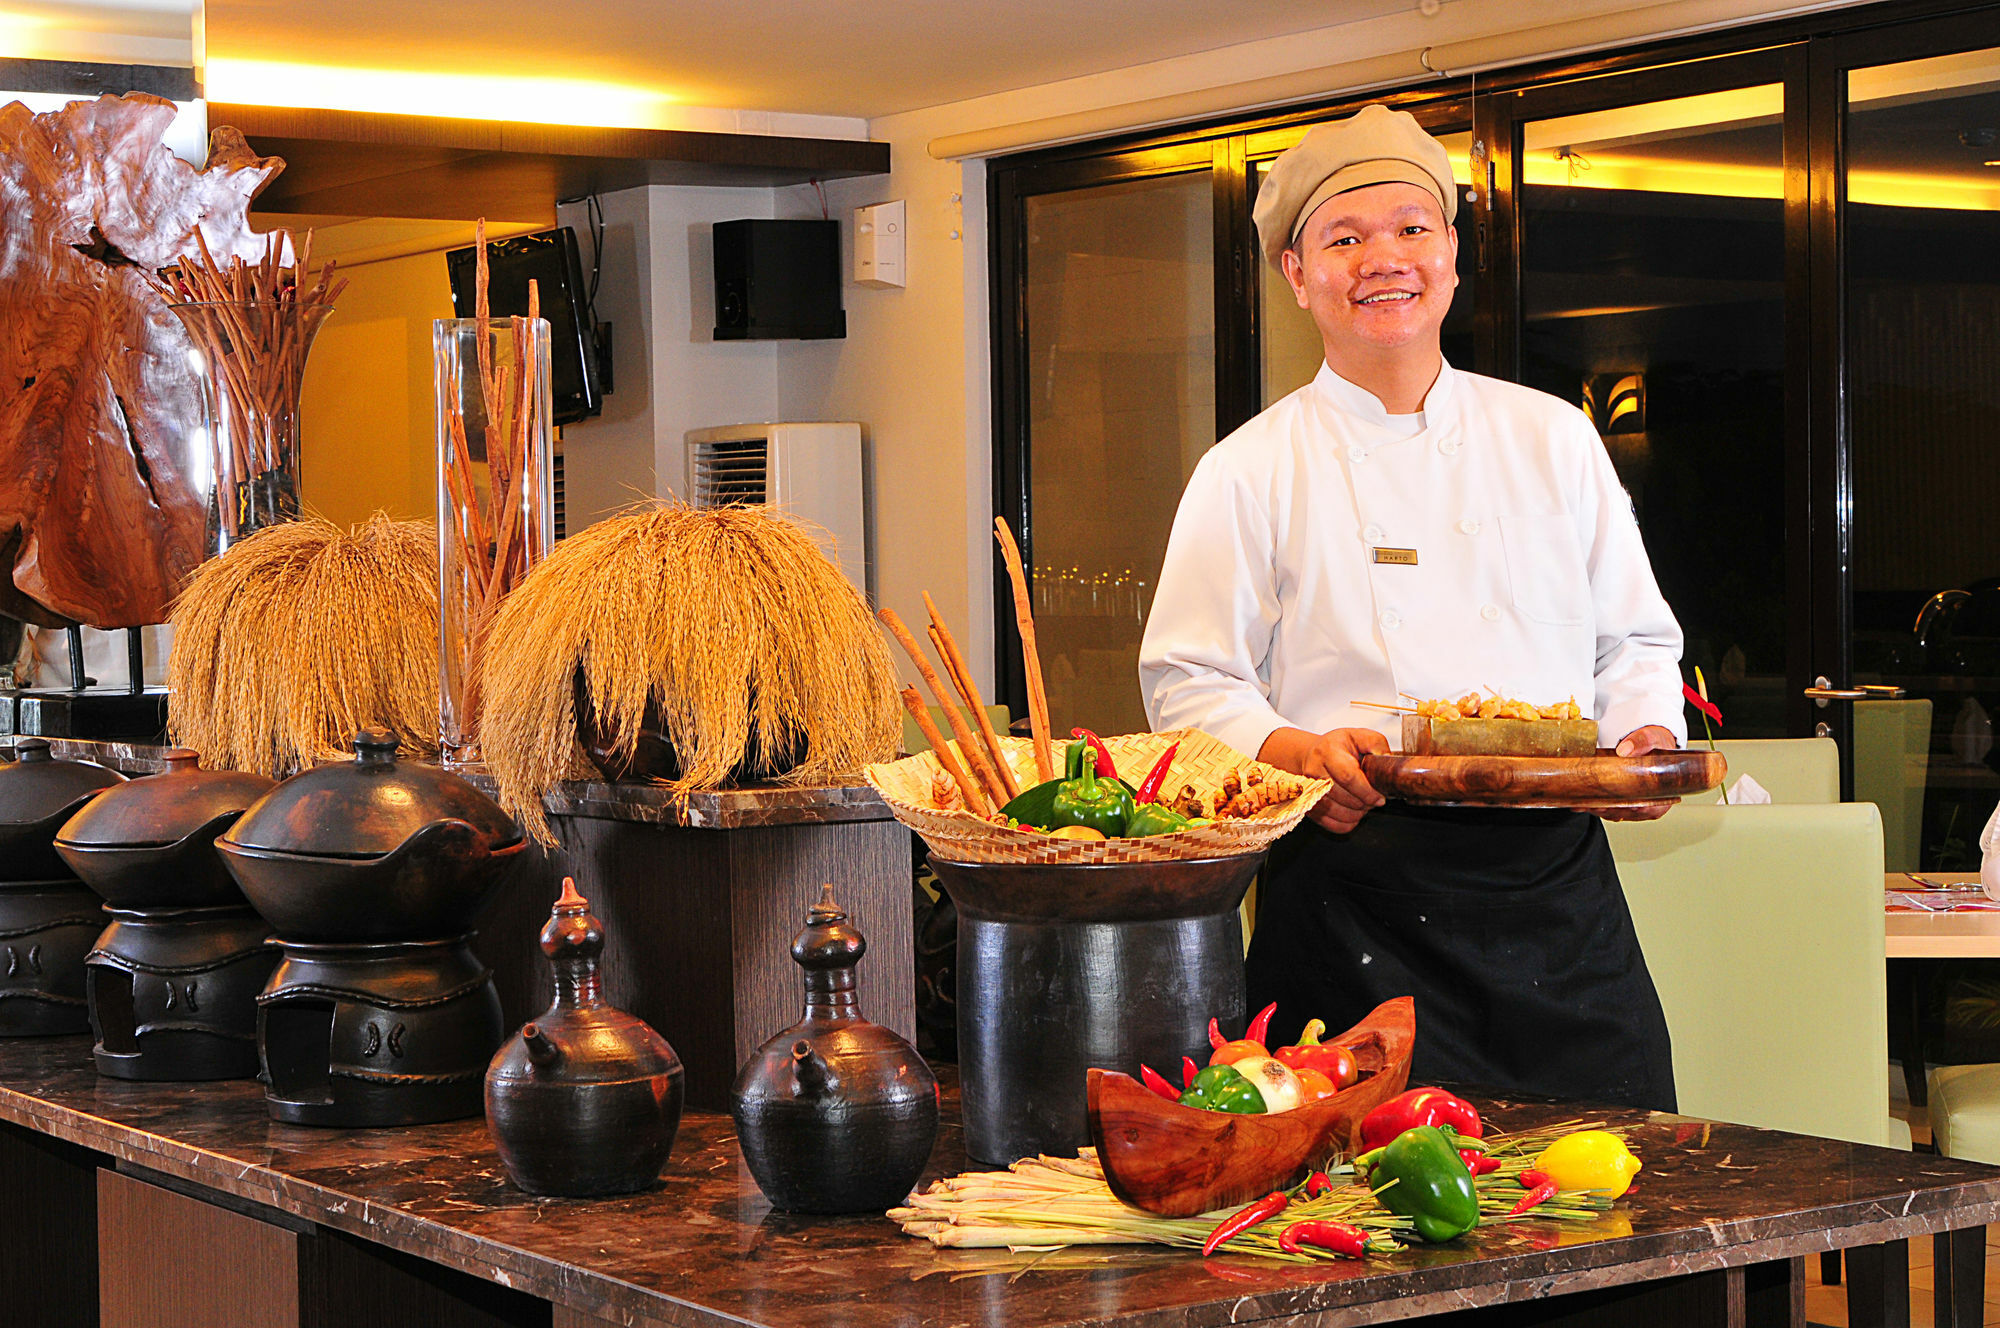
[
  {"xmin": 0, "ymin": 1033, "xmax": 1994, "ymax": 1328},
  {"xmin": 27, "ymin": 739, "xmax": 914, "ymax": 1111}
]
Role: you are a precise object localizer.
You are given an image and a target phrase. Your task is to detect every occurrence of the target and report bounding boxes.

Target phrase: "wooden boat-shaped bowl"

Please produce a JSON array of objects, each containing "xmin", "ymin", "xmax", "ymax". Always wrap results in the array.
[
  {"xmin": 1361, "ymin": 748, "xmax": 1724, "ymax": 811},
  {"xmin": 1087, "ymin": 996, "xmax": 1414, "ymax": 1218}
]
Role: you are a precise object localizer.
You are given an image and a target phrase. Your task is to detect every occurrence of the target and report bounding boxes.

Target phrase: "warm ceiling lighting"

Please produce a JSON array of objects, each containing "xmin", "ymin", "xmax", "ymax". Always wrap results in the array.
[{"xmin": 202, "ymin": 58, "xmax": 682, "ymax": 131}]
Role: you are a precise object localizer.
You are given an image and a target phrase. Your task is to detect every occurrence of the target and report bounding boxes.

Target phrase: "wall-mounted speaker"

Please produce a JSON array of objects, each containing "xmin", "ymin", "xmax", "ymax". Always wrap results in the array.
[{"xmin": 712, "ymin": 219, "xmax": 845, "ymax": 341}]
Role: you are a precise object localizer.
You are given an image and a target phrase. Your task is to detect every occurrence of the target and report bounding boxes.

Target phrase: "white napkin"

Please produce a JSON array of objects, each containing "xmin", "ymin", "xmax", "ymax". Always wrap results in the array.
[{"xmin": 1717, "ymin": 774, "xmax": 1772, "ymax": 805}]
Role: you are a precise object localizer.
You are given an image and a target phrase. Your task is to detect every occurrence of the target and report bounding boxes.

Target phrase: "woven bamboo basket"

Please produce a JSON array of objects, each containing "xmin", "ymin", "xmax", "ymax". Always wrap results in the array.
[{"xmin": 865, "ymin": 728, "xmax": 1331, "ymax": 865}]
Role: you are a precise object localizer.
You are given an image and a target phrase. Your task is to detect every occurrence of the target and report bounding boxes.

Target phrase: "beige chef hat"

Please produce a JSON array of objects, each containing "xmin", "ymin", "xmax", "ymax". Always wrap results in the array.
[{"xmin": 1253, "ymin": 104, "xmax": 1458, "ymax": 271}]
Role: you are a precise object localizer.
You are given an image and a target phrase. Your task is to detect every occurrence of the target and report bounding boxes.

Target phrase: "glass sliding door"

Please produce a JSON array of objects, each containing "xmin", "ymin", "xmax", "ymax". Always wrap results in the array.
[
  {"xmin": 1836, "ymin": 39, "xmax": 2000, "ymax": 868},
  {"xmin": 1016, "ymin": 167, "xmax": 1216, "ymax": 737},
  {"xmin": 1502, "ymin": 57, "xmax": 1798, "ymax": 738}
]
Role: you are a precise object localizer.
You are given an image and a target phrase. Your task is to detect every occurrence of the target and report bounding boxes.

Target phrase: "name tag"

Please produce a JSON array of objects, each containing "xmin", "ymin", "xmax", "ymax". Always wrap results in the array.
[{"xmin": 1372, "ymin": 547, "xmax": 1419, "ymax": 566}]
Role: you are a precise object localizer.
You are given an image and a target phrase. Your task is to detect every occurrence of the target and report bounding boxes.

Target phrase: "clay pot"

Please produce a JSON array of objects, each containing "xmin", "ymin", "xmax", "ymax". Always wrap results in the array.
[
  {"xmin": 218, "ymin": 732, "xmax": 525, "ymax": 942},
  {"xmin": 56, "ymin": 749, "xmax": 273, "ymax": 910},
  {"xmin": 485, "ymin": 878, "xmax": 684, "ymax": 1196},
  {"xmin": 86, "ymin": 906, "xmax": 276, "ymax": 1080},
  {"xmin": 0, "ymin": 739, "xmax": 125, "ymax": 882},
  {"xmin": 731, "ymin": 885, "xmax": 937, "ymax": 1213}
]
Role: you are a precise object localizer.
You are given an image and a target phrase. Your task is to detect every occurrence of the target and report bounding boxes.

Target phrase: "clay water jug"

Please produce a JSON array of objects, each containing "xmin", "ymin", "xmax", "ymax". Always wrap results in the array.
[
  {"xmin": 485, "ymin": 878, "xmax": 684, "ymax": 1195},
  {"xmin": 731, "ymin": 884, "xmax": 937, "ymax": 1213}
]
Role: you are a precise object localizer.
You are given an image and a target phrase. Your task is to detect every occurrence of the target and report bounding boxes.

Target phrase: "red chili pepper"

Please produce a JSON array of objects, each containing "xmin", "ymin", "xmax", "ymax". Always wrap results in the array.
[
  {"xmin": 1304, "ymin": 1171, "xmax": 1334, "ymax": 1199},
  {"xmin": 1274, "ymin": 1018, "xmax": 1361, "ymax": 1087},
  {"xmin": 1279, "ymin": 1220, "xmax": 1370, "ymax": 1259},
  {"xmin": 1183, "ymin": 1055, "xmax": 1200, "ymax": 1090},
  {"xmin": 1135, "ymin": 742, "xmax": 1180, "ymax": 803},
  {"xmin": 1460, "ymin": 1149, "xmax": 1501, "ymax": 1177},
  {"xmin": 1070, "ymin": 728, "xmax": 1117, "ymax": 779},
  {"xmin": 1202, "ymin": 1192, "xmax": 1288, "ymax": 1256},
  {"xmin": 1139, "ymin": 1063, "xmax": 1181, "ymax": 1102},
  {"xmin": 1517, "ymin": 1169, "xmax": 1550, "ymax": 1190},
  {"xmin": 1208, "ymin": 1018, "xmax": 1226, "ymax": 1050},
  {"xmin": 1245, "ymin": 1001, "xmax": 1277, "ymax": 1047},
  {"xmin": 1510, "ymin": 1182, "xmax": 1558, "ymax": 1216},
  {"xmin": 1356, "ymin": 1088, "xmax": 1485, "ymax": 1152}
]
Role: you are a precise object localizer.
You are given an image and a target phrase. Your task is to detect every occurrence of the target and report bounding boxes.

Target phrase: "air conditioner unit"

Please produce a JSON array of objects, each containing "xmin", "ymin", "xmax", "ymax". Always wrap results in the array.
[{"xmin": 685, "ymin": 422, "xmax": 869, "ymax": 595}]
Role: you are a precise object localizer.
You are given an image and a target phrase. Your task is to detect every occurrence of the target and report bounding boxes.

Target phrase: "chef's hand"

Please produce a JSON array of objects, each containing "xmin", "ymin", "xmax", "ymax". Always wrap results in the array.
[
  {"xmin": 1597, "ymin": 724, "xmax": 1680, "ymax": 822},
  {"xmin": 1258, "ymin": 726, "xmax": 1388, "ymax": 834}
]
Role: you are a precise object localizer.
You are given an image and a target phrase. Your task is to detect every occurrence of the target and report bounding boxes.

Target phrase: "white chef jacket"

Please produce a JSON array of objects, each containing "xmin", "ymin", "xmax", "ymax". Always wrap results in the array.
[{"xmin": 1139, "ymin": 359, "xmax": 1687, "ymax": 759}]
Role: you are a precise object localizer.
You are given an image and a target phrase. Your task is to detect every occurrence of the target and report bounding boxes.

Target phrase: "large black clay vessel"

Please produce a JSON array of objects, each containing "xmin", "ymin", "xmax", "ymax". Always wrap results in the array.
[
  {"xmin": 485, "ymin": 878, "xmax": 684, "ymax": 1196},
  {"xmin": 731, "ymin": 884, "xmax": 937, "ymax": 1213}
]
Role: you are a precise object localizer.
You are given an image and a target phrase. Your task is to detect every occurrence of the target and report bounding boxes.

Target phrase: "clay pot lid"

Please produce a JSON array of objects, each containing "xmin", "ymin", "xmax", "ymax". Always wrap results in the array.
[
  {"xmin": 56, "ymin": 749, "xmax": 274, "ymax": 849},
  {"xmin": 226, "ymin": 730, "xmax": 521, "ymax": 859},
  {"xmin": 0, "ymin": 738, "xmax": 126, "ymax": 827}
]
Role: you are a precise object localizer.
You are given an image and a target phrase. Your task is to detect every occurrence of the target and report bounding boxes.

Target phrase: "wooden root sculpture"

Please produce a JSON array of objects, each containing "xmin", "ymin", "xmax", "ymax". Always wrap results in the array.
[{"xmin": 0, "ymin": 93, "xmax": 283, "ymax": 627}]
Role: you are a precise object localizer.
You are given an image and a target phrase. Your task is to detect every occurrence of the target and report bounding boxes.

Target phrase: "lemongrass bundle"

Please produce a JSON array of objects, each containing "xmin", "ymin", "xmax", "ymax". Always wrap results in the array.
[
  {"xmin": 166, "ymin": 514, "xmax": 440, "ymax": 776},
  {"xmin": 479, "ymin": 503, "xmax": 900, "ymax": 844}
]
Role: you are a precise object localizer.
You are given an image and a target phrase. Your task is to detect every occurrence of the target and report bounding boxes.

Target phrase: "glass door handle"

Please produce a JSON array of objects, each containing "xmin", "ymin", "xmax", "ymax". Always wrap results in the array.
[{"xmin": 1804, "ymin": 677, "xmax": 1906, "ymax": 706}]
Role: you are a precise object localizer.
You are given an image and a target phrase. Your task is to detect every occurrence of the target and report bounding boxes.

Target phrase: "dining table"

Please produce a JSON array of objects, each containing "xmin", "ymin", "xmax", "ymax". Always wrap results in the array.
[{"xmin": 1886, "ymin": 871, "xmax": 2000, "ymax": 1110}]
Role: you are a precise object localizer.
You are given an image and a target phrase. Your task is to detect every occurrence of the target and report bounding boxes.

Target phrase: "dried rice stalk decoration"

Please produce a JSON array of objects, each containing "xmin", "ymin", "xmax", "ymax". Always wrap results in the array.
[
  {"xmin": 166, "ymin": 515, "xmax": 440, "ymax": 776},
  {"xmin": 479, "ymin": 504, "xmax": 900, "ymax": 844}
]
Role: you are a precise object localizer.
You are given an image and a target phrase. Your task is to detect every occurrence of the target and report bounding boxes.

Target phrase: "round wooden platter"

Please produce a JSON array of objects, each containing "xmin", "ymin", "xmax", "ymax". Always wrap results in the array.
[{"xmin": 1360, "ymin": 748, "xmax": 1726, "ymax": 810}]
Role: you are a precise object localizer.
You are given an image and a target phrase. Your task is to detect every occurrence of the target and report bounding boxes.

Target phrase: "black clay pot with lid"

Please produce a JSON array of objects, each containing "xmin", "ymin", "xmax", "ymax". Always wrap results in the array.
[
  {"xmin": 0, "ymin": 738, "xmax": 126, "ymax": 882},
  {"xmin": 486, "ymin": 877, "xmax": 684, "ymax": 1196},
  {"xmin": 217, "ymin": 731, "xmax": 526, "ymax": 942},
  {"xmin": 731, "ymin": 885, "xmax": 938, "ymax": 1214},
  {"xmin": 56, "ymin": 749, "xmax": 273, "ymax": 910}
]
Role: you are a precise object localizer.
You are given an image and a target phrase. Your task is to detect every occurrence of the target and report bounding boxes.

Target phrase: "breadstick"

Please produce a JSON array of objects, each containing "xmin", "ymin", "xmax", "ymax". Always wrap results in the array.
[
  {"xmin": 879, "ymin": 608, "xmax": 1007, "ymax": 810},
  {"xmin": 898, "ymin": 688, "xmax": 986, "ymax": 815},
  {"xmin": 994, "ymin": 518, "xmax": 1054, "ymax": 781},
  {"xmin": 925, "ymin": 592, "xmax": 1019, "ymax": 800}
]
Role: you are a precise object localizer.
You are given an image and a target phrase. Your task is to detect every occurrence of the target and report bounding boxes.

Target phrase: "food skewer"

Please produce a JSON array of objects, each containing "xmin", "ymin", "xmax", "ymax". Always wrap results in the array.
[
  {"xmin": 994, "ymin": 518, "xmax": 1055, "ymax": 781},
  {"xmin": 924, "ymin": 591, "xmax": 1020, "ymax": 801},
  {"xmin": 897, "ymin": 688, "xmax": 988, "ymax": 815},
  {"xmin": 1352, "ymin": 700, "xmax": 1418, "ymax": 714},
  {"xmin": 880, "ymin": 607, "xmax": 1009, "ymax": 810}
]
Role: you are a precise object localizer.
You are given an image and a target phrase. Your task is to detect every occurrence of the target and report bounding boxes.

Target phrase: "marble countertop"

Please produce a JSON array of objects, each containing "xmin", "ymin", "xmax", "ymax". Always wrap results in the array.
[
  {"xmin": 2, "ymin": 1036, "xmax": 1998, "ymax": 1327},
  {"xmin": 22, "ymin": 738, "xmax": 895, "ymax": 830}
]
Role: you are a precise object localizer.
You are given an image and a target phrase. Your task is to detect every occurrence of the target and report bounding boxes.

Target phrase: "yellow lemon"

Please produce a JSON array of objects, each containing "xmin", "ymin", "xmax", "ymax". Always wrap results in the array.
[{"xmin": 1533, "ymin": 1131, "xmax": 1641, "ymax": 1198}]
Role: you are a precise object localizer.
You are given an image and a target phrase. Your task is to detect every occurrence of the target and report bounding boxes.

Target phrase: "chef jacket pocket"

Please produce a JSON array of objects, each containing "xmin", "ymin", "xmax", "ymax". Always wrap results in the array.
[{"xmin": 1499, "ymin": 515, "xmax": 1589, "ymax": 626}]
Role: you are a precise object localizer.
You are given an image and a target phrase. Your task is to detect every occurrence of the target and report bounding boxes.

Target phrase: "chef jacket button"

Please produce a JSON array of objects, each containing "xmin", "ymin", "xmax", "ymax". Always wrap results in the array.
[
  {"xmin": 1380, "ymin": 610, "xmax": 1402, "ymax": 631},
  {"xmin": 1459, "ymin": 519, "xmax": 1481, "ymax": 535},
  {"xmin": 1481, "ymin": 603, "xmax": 1501, "ymax": 622},
  {"xmin": 1348, "ymin": 445, "xmax": 1367, "ymax": 463},
  {"xmin": 1363, "ymin": 523, "xmax": 1384, "ymax": 543},
  {"xmin": 1439, "ymin": 438, "xmax": 1460, "ymax": 456}
]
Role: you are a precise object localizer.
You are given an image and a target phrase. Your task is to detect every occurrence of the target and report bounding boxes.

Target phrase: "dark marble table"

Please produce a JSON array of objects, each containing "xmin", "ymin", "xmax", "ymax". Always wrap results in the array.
[{"xmin": 1, "ymin": 1036, "xmax": 1997, "ymax": 1327}]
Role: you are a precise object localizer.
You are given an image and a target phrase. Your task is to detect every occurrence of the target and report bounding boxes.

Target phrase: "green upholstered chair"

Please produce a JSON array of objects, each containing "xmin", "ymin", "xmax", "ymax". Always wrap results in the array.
[
  {"xmin": 1676, "ymin": 736, "xmax": 1840, "ymax": 805},
  {"xmin": 1607, "ymin": 797, "xmax": 1903, "ymax": 1149},
  {"xmin": 1851, "ymin": 699, "xmax": 1933, "ymax": 873}
]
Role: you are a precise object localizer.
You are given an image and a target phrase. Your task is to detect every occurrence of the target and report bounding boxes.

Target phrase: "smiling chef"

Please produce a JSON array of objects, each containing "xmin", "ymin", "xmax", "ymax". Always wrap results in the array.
[{"xmin": 1139, "ymin": 105, "xmax": 1688, "ymax": 1110}]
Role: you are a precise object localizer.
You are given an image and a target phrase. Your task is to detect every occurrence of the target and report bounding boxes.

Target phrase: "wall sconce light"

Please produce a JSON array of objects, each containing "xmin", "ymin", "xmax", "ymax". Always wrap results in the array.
[{"xmin": 1583, "ymin": 372, "xmax": 1646, "ymax": 435}]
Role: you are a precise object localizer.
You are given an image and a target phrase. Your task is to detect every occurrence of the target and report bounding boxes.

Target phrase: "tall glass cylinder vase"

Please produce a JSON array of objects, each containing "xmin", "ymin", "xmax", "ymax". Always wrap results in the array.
[
  {"xmin": 434, "ymin": 316, "xmax": 555, "ymax": 764},
  {"xmin": 169, "ymin": 300, "xmax": 334, "ymax": 555}
]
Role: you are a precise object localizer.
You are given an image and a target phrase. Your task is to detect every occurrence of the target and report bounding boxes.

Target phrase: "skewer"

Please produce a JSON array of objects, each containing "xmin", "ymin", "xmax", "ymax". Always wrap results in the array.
[
  {"xmin": 924, "ymin": 592, "xmax": 1019, "ymax": 800},
  {"xmin": 1352, "ymin": 700, "xmax": 1418, "ymax": 713},
  {"xmin": 994, "ymin": 518, "xmax": 1054, "ymax": 781},
  {"xmin": 879, "ymin": 608, "xmax": 1006, "ymax": 811},
  {"xmin": 897, "ymin": 688, "xmax": 988, "ymax": 816}
]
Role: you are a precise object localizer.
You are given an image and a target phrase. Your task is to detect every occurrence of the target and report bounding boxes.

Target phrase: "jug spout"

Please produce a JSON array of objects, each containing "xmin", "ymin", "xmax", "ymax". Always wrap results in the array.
[
  {"xmin": 523, "ymin": 1023, "xmax": 563, "ymax": 1072},
  {"xmin": 791, "ymin": 1038, "xmax": 830, "ymax": 1097}
]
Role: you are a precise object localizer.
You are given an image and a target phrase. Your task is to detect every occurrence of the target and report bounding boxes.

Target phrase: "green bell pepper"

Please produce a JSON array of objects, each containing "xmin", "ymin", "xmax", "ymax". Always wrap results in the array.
[
  {"xmin": 1355, "ymin": 1125, "xmax": 1480, "ymax": 1242},
  {"xmin": 1124, "ymin": 802, "xmax": 1191, "ymax": 838},
  {"xmin": 1049, "ymin": 740, "xmax": 1134, "ymax": 837},
  {"xmin": 1178, "ymin": 1063, "xmax": 1266, "ymax": 1114}
]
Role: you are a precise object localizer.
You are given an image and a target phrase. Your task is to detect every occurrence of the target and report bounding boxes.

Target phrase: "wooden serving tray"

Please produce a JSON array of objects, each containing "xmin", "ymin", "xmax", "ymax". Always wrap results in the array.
[
  {"xmin": 1361, "ymin": 748, "xmax": 1726, "ymax": 810},
  {"xmin": 1088, "ymin": 997, "xmax": 1414, "ymax": 1218}
]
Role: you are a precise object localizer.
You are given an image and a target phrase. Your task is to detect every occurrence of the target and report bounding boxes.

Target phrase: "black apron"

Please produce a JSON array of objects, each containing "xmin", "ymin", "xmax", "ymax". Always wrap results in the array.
[{"xmin": 1246, "ymin": 803, "xmax": 1676, "ymax": 1111}]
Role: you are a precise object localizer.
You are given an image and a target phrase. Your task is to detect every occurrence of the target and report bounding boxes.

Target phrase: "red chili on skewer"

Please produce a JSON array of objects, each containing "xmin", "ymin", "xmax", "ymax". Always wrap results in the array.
[
  {"xmin": 1202, "ymin": 1193, "xmax": 1289, "ymax": 1256},
  {"xmin": 1279, "ymin": 1220, "xmax": 1370, "ymax": 1258}
]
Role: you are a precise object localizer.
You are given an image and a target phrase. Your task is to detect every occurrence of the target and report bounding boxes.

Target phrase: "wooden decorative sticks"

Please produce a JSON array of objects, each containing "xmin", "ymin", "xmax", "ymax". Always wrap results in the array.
[{"xmin": 994, "ymin": 518, "xmax": 1054, "ymax": 781}]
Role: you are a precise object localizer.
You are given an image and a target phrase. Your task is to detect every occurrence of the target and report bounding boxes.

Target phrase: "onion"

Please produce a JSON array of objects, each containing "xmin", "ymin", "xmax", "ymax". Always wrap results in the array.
[{"xmin": 1230, "ymin": 1055, "xmax": 1302, "ymax": 1113}]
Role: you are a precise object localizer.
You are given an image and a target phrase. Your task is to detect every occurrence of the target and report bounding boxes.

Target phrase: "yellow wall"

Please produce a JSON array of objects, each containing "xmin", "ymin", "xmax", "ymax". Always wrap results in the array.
[{"xmin": 298, "ymin": 250, "xmax": 453, "ymax": 528}]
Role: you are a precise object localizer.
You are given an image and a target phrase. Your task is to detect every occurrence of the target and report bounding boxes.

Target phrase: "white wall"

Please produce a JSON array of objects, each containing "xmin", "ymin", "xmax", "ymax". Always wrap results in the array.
[{"xmin": 557, "ymin": 185, "xmax": 782, "ymax": 523}]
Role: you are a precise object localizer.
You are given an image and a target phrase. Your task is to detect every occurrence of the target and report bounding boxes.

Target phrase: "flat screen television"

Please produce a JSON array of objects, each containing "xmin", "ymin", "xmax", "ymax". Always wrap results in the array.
[{"xmin": 445, "ymin": 227, "xmax": 603, "ymax": 425}]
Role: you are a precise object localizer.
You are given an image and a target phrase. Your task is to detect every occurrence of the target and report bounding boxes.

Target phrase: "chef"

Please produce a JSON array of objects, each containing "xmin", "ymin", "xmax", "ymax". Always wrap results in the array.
[{"xmin": 1139, "ymin": 104, "xmax": 1685, "ymax": 1110}]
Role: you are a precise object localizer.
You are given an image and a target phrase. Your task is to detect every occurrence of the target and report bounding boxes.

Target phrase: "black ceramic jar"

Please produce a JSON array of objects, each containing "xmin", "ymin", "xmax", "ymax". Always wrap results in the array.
[
  {"xmin": 486, "ymin": 878, "xmax": 683, "ymax": 1197},
  {"xmin": 731, "ymin": 885, "xmax": 937, "ymax": 1214}
]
